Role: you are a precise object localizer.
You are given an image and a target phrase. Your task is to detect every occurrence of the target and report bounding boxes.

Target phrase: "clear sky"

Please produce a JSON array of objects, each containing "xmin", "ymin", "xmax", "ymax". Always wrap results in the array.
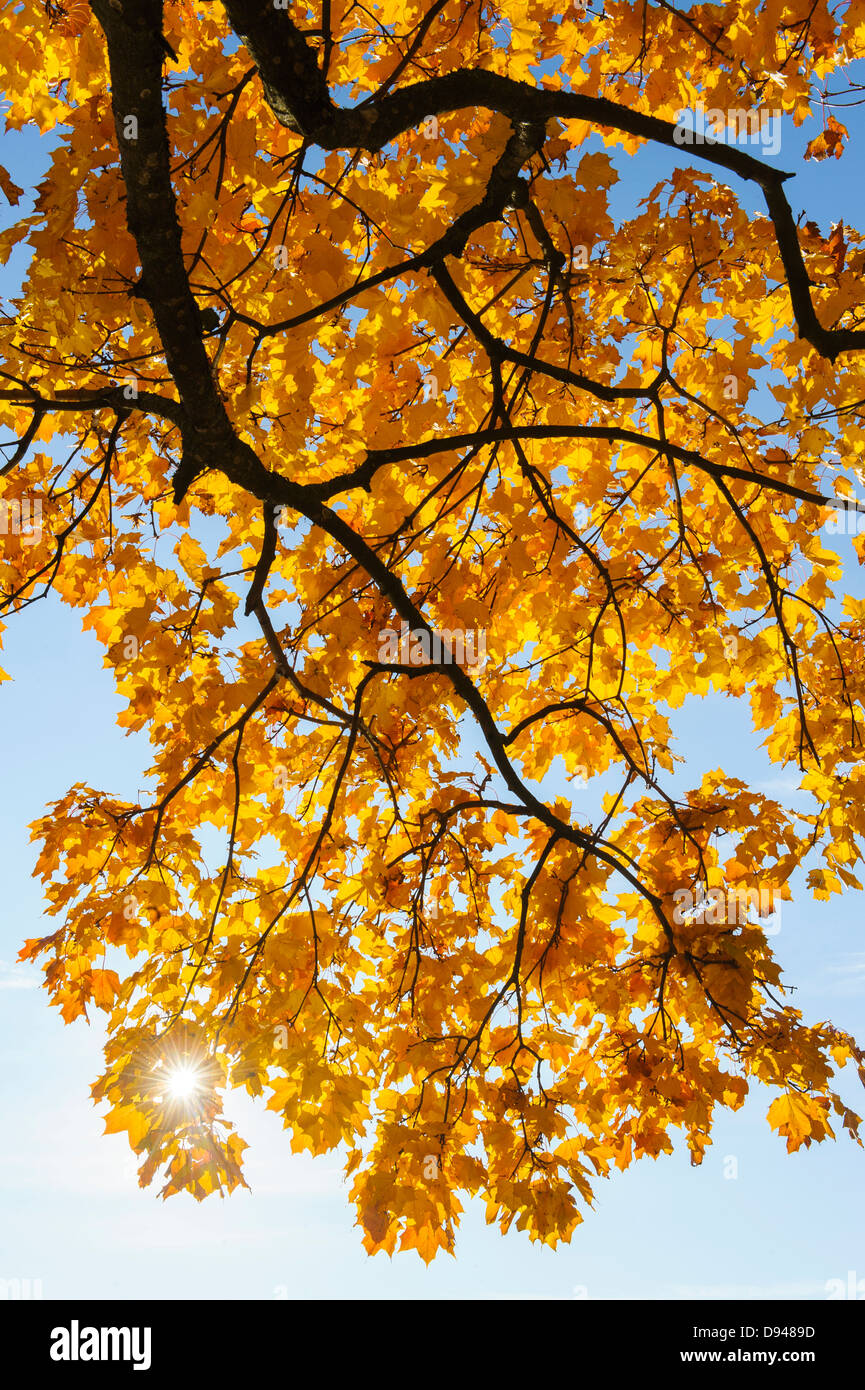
[{"xmin": 1, "ymin": 58, "xmax": 865, "ymax": 1301}]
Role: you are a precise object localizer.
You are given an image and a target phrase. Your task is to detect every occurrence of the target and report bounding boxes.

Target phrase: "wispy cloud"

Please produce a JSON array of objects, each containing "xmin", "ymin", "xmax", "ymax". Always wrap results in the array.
[
  {"xmin": 826, "ymin": 953, "xmax": 865, "ymax": 974},
  {"xmin": 754, "ymin": 778, "xmax": 808, "ymax": 796},
  {"xmin": 0, "ymin": 959, "xmax": 39, "ymax": 989},
  {"xmin": 816, "ymin": 952, "xmax": 865, "ymax": 996},
  {"xmin": 0, "ymin": 1089, "xmax": 345, "ymax": 1201}
]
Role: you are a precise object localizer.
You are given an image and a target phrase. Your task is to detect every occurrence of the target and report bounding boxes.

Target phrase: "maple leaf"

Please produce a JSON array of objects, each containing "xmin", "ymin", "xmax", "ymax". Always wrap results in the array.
[
  {"xmin": 767, "ymin": 1093, "xmax": 834, "ymax": 1153},
  {"xmin": 0, "ymin": 163, "xmax": 23, "ymax": 205},
  {"xmin": 804, "ymin": 115, "xmax": 849, "ymax": 161}
]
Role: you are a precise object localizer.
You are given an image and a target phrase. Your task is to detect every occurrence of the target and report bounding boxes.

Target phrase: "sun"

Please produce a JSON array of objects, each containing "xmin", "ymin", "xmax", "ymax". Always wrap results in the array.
[
  {"xmin": 164, "ymin": 1065, "xmax": 204, "ymax": 1101},
  {"xmin": 149, "ymin": 1052, "xmax": 211, "ymax": 1109}
]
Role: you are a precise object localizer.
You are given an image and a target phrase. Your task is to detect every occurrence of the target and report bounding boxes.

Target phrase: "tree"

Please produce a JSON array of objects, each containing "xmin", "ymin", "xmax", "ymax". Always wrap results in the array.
[{"xmin": 2, "ymin": 0, "xmax": 865, "ymax": 1262}]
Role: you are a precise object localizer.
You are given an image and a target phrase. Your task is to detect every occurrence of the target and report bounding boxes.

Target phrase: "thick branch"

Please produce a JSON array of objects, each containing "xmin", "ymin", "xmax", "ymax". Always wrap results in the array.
[
  {"xmin": 91, "ymin": 0, "xmax": 237, "ymax": 501},
  {"xmin": 222, "ymin": 4, "xmax": 865, "ymax": 362},
  {"xmin": 221, "ymin": 0, "xmax": 335, "ymax": 136}
]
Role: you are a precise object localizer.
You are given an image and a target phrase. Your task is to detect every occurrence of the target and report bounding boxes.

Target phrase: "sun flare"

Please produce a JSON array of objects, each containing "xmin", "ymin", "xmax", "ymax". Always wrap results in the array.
[{"xmin": 164, "ymin": 1065, "xmax": 204, "ymax": 1101}]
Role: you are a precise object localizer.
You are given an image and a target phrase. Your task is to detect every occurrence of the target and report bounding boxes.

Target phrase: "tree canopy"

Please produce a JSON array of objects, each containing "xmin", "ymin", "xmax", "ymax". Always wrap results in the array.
[{"xmin": 3, "ymin": 0, "xmax": 865, "ymax": 1261}]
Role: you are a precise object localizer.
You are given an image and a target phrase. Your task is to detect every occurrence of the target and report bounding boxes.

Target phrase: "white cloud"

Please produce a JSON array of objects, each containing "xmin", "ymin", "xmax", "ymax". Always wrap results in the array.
[
  {"xmin": 754, "ymin": 778, "xmax": 807, "ymax": 795},
  {"xmin": 816, "ymin": 952, "xmax": 865, "ymax": 995},
  {"xmin": 0, "ymin": 959, "xmax": 39, "ymax": 989}
]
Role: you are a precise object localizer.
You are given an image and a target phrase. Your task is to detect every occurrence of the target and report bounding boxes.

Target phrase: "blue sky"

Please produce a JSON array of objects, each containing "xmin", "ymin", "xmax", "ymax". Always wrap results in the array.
[{"xmin": 2, "ymin": 58, "xmax": 865, "ymax": 1300}]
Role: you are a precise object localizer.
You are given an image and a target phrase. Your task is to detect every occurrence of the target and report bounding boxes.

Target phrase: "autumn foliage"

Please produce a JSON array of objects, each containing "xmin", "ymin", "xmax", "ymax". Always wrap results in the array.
[{"xmin": 3, "ymin": 0, "xmax": 865, "ymax": 1260}]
